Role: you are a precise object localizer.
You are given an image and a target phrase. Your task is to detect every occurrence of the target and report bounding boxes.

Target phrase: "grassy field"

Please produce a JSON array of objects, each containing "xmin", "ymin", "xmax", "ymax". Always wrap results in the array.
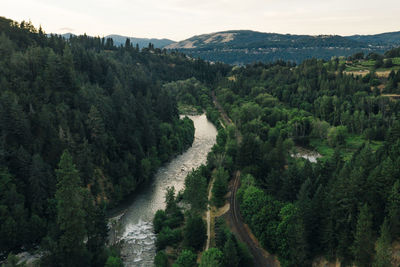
[{"xmin": 310, "ymin": 134, "xmax": 383, "ymax": 162}]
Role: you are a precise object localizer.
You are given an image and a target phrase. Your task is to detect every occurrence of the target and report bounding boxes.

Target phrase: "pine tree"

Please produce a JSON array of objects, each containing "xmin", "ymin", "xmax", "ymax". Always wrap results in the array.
[
  {"xmin": 55, "ymin": 150, "xmax": 89, "ymax": 266},
  {"xmin": 183, "ymin": 213, "xmax": 206, "ymax": 251},
  {"xmin": 212, "ymin": 167, "xmax": 228, "ymax": 207},
  {"xmin": 387, "ymin": 180, "xmax": 400, "ymax": 239},
  {"xmin": 353, "ymin": 204, "xmax": 374, "ymax": 267},
  {"xmin": 223, "ymin": 234, "xmax": 239, "ymax": 267},
  {"xmin": 200, "ymin": 248, "xmax": 223, "ymax": 267},
  {"xmin": 373, "ymin": 219, "xmax": 392, "ymax": 267}
]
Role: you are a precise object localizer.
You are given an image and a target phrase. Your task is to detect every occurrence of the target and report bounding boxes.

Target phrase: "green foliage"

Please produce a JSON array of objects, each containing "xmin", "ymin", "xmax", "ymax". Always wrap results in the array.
[
  {"xmin": 164, "ymin": 78, "xmax": 212, "ymax": 112},
  {"xmin": 276, "ymin": 203, "xmax": 308, "ymax": 267},
  {"xmin": 173, "ymin": 249, "xmax": 197, "ymax": 267},
  {"xmin": 327, "ymin": 126, "xmax": 348, "ymax": 147},
  {"xmin": 373, "ymin": 219, "xmax": 392, "ymax": 267},
  {"xmin": 199, "ymin": 248, "xmax": 223, "ymax": 267},
  {"xmin": 154, "ymin": 210, "xmax": 168, "ymax": 234},
  {"xmin": 223, "ymin": 234, "xmax": 239, "ymax": 267},
  {"xmin": 0, "ymin": 16, "xmax": 228, "ymax": 258},
  {"xmin": 387, "ymin": 180, "xmax": 400, "ymax": 238},
  {"xmin": 154, "ymin": 251, "xmax": 169, "ymax": 267},
  {"xmin": 211, "ymin": 167, "xmax": 229, "ymax": 207},
  {"xmin": 104, "ymin": 256, "xmax": 123, "ymax": 267},
  {"xmin": 184, "ymin": 168, "xmax": 208, "ymax": 212},
  {"xmin": 352, "ymin": 204, "xmax": 375, "ymax": 267},
  {"xmin": 0, "ymin": 168, "xmax": 27, "ymax": 252},
  {"xmin": 156, "ymin": 226, "xmax": 182, "ymax": 250},
  {"xmin": 54, "ymin": 150, "xmax": 89, "ymax": 266},
  {"xmin": 183, "ymin": 213, "xmax": 207, "ymax": 251}
]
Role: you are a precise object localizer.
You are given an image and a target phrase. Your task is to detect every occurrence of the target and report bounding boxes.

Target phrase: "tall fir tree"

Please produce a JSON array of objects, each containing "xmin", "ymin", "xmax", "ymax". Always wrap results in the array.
[
  {"xmin": 353, "ymin": 204, "xmax": 375, "ymax": 267},
  {"xmin": 373, "ymin": 218, "xmax": 392, "ymax": 267},
  {"xmin": 55, "ymin": 150, "xmax": 89, "ymax": 266}
]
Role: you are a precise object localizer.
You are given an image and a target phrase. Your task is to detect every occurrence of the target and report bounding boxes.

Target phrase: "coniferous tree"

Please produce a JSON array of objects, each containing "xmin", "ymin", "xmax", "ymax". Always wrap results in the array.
[
  {"xmin": 353, "ymin": 204, "xmax": 374, "ymax": 267},
  {"xmin": 223, "ymin": 234, "xmax": 239, "ymax": 267},
  {"xmin": 55, "ymin": 150, "xmax": 89, "ymax": 266},
  {"xmin": 373, "ymin": 218, "xmax": 392, "ymax": 267},
  {"xmin": 387, "ymin": 180, "xmax": 400, "ymax": 239},
  {"xmin": 183, "ymin": 213, "xmax": 206, "ymax": 251}
]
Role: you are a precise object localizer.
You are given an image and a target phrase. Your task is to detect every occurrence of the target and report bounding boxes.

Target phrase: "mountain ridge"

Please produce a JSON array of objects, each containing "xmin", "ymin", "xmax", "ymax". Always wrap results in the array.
[
  {"xmin": 164, "ymin": 29, "xmax": 400, "ymax": 64},
  {"xmin": 56, "ymin": 29, "xmax": 400, "ymax": 64}
]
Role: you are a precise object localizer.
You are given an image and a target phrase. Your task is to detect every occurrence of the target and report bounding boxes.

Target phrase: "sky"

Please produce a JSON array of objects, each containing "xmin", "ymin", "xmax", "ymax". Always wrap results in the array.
[{"xmin": 3, "ymin": 0, "xmax": 400, "ymax": 41}]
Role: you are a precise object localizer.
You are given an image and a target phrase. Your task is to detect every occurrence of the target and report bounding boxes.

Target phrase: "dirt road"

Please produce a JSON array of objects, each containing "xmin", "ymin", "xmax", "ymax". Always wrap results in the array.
[
  {"xmin": 205, "ymin": 176, "xmax": 215, "ymax": 250},
  {"xmin": 226, "ymin": 171, "xmax": 279, "ymax": 267}
]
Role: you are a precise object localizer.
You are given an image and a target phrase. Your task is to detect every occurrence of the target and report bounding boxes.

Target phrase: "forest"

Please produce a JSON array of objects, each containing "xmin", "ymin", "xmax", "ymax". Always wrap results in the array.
[
  {"xmin": 209, "ymin": 52, "xmax": 400, "ymax": 266},
  {"xmin": 153, "ymin": 46, "xmax": 400, "ymax": 266},
  {"xmin": 2, "ymin": 14, "xmax": 400, "ymax": 267},
  {"xmin": 0, "ymin": 16, "xmax": 229, "ymax": 266}
]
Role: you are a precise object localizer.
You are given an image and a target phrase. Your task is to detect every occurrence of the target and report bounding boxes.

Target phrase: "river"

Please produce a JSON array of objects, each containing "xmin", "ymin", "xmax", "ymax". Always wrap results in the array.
[{"xmin": 113, "ymin": 114, "xmax": 217, "ymax": 266}]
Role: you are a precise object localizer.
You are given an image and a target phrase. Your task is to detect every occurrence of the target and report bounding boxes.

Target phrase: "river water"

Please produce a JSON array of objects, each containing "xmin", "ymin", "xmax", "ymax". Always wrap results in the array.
[{"xmin": 115, "ymin": 115, "xmax": 217, "ymax": 266}]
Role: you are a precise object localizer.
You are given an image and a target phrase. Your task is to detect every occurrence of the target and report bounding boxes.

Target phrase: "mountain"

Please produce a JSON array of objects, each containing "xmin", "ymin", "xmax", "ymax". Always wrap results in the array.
[
  {"xmin": 165, "ymin": 30, "xmax": 364, "ymax": 49},
  {"xmin": 105, "ymin": 34, "xmax": 175, "ymax": 48},
  {"xmin": 165, "ymin": 30, "xmax": 398, "ymax": 64}
]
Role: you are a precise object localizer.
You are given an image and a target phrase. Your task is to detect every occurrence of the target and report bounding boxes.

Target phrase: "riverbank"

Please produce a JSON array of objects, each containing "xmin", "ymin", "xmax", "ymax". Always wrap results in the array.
[{"xmin": 110, "ymin": 114, "xmax": 217, "ymax": 266}]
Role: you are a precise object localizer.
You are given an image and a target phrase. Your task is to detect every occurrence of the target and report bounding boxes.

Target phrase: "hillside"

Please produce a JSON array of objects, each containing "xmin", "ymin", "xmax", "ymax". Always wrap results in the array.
[
  {"xmin": 166, "ymin": 30, "xmax": 400, "ymax": 64},
  {"xmin": 165, "ymin": 30, "xmax": 365, "ymax": 49},
  {"xmin": 0, "ymin": 16, "xmax": 230, "ymax": 265},
  {"xmin": 348, "ymin": 31, "xmax": 400, "ymax": 46}
]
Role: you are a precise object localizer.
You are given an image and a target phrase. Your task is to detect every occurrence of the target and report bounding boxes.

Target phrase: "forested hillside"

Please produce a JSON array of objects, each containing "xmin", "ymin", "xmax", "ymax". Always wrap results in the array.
[
  {"xmin": 0, "ymin": 16, "xmax": 229, "ymax": 265},
  {"xmin": 211, "ymin": 54, "xmax": 400, "ymax": 266},
  {"xmin": 167, "ymin": 30, "xmax": 400, "ymax": 64}
]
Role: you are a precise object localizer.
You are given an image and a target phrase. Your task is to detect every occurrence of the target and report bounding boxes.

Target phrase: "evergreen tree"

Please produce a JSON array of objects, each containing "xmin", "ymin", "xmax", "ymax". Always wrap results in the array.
[
  {"xmin": 223, "ymin": 234, "xmax": 239, "ymax": 267},
  {"xmin": 373, "ymin": 218, "xmax": 392, "ymax": 267},
  {"xmin": 387, "ymin": 180, "xmax": 400, "ymax": 239},
  {"xmin": 212, "ymin": 167, "xmax": 229, "ymax": 207},
  {"xmin": 200, "ymin": 248, "xmax": 223, "ymax": 267},
  {"xmin": 184, "ymin": 169, "xmax": 207, "ymax": 212},
  {"xmin": 183, "ymin": 213, "xmax": 206, "ymax": 251},
  {"xmin": 173, "ymin": 249, "xmax": 197, "ymax": 267},
  {"xmin": 55, "ymin": 150, "xmax": 89, "ymax": 266},
  {"xmin": 353, "ymin": 204, "xmax": 375, "ymax": 267}
]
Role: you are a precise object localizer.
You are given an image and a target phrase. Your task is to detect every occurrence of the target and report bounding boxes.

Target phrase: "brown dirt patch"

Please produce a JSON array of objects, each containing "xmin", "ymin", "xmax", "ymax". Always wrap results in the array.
[{"xmin": 376, "ymin": 70, "xmax": 391, "ymax": 78}]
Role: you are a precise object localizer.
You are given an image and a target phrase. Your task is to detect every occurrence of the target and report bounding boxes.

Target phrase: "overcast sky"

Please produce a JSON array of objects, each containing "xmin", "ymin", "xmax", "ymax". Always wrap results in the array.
[{"xmin": 3, "ymin": 0, "xmax": 400, "ymax": 41}]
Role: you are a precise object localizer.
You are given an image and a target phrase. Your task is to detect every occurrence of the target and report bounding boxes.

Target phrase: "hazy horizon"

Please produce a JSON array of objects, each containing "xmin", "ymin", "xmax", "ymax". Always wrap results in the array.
[{"xmin": 3, "ymin": 0, "xmax": 400, "ymax": 41}]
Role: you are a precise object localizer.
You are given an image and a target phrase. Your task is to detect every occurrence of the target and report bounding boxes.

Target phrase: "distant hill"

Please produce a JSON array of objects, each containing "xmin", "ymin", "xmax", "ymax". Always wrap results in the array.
[
  {"xmin": 105, "ymin": 34, "xmax": 175, "ymax": 49},
  {"xmin": 165, "ymin": 30, "xmax": 365, "ymax": 49},
  {"xmin": 55, "ymin": 30, "xmax": 400, "ymax": 64},
  {"xmin": 347, "ymin": 31, "xmax": 400, "ymax": 46},
  {"xmin": 165, "ymin": 30, "xmax": 399, "ymax": 64}
]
